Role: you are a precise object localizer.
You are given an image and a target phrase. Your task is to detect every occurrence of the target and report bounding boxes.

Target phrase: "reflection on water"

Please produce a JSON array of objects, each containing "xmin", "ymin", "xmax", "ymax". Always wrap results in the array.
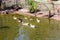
[
  {"xmin": 46, "ymin": 19, "xmax": 60, "ymax": 40},
  {"xmin": 15, "ymin": 24, "xmax": 29, "ymax": 40},
  {"xmin": 0, "ymin": 14, "xmax": 60, "ymax": 40}
]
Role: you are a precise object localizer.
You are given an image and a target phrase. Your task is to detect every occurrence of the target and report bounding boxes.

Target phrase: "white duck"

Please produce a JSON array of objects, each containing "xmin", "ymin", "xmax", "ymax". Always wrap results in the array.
[
  {"xmin": 18, "ymin": 20, "xmax": 21, "ymax": 22},
  {"xmin": 22, "ymin": 22, "xmax": 29, "ymax": 26},
  {"xmin": 13, "ymin": 16, "xmax": 17, "ymax": 20},
  {"xmin": 30, "ymin": 24, "xmax": 35, "ymax": 28},
  {"xmin": 36, "ymin": 19, "xmax": 40, "ymax": 23},
  {"xmin": 24, "ymin": 17, "xmax": 28, "ymax": 19}
]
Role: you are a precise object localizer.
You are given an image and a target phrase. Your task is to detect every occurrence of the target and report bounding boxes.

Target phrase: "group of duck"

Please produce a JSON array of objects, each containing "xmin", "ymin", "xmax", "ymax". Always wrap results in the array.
[{"xmin": 13, "ymin": 16, "xmax": 40, "ymax": 28}]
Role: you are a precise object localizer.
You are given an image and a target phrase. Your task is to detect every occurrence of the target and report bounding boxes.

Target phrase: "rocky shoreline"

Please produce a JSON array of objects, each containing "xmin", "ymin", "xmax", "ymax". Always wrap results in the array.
[{"xmin": 13, "ymin": 9, "xmax": 60, "ymax": 21}]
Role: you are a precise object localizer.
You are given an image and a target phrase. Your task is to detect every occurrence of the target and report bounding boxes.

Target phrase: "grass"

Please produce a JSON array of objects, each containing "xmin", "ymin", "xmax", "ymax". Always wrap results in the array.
[{"xmin": 0, "ymin": 14, "xmax": 60, "ymax": 40}]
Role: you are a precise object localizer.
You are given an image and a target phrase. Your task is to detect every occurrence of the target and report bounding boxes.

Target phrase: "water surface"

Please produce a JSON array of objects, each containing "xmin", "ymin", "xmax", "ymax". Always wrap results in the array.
[{"xmin": 0, "ymin": 14, "xmax": 60, "ymax": 40}]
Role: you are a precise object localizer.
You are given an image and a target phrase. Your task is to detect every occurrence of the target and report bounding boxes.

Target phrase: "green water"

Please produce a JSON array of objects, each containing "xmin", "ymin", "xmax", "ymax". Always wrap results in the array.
[{"xmin": 0, "ymin": 14, "xmax": 60, "ymax": 40}]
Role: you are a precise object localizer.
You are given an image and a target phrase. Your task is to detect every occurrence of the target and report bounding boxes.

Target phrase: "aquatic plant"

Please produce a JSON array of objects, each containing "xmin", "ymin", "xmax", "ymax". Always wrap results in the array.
[
  {"xmin": 29, "ymin": 1, "xmax": 37, "ymax": 13},
  {"xmin": 26, "ymin": 0, "xmax": 37, "ymax": 13}
]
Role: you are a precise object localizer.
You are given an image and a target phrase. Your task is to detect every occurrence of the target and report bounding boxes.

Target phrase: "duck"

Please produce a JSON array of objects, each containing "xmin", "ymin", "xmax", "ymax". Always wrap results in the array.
[
  {"xmin": 22, "ymin": 22, "xmax": 29, "ymax": 26},
  {"xmin": 30, "ymin": 24, "xmax": 35, "ymax": 28},
  {"xmin": 36, "ymin": 19, "xmax": 40, "ymax": 23},
  {"xmin": 24, "ymin": 17, "xmax": 28, "ymax": 19}
]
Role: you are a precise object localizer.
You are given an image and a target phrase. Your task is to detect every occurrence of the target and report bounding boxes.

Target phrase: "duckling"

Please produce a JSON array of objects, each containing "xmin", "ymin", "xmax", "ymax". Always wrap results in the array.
[
  {"xmin": 30, "ymin": 24, "xmax": 35, "ymax": 28},
  {"xmin": 36, "ymin": 19, "xmax": 40, "ymax": 23},
  {"xmin": 22, "ymin": 22, "xmax": 29, "ymax": 26},
  {"xmin": 17, "ymin": 18, "xmax": 22, "ymax": 22}
]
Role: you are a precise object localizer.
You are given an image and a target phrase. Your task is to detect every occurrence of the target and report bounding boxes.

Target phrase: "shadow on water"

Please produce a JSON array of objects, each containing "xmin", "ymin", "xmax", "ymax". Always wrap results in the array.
[{"xmin": 0, "ymin": 26, "xmax": 10, "ymax": 29}]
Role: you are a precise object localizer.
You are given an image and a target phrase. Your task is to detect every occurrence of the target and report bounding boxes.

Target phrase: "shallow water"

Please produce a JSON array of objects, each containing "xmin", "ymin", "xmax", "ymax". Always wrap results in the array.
[{"xmin": 0, "ymin": 14, "xmax": 60, "ymax": 40}]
